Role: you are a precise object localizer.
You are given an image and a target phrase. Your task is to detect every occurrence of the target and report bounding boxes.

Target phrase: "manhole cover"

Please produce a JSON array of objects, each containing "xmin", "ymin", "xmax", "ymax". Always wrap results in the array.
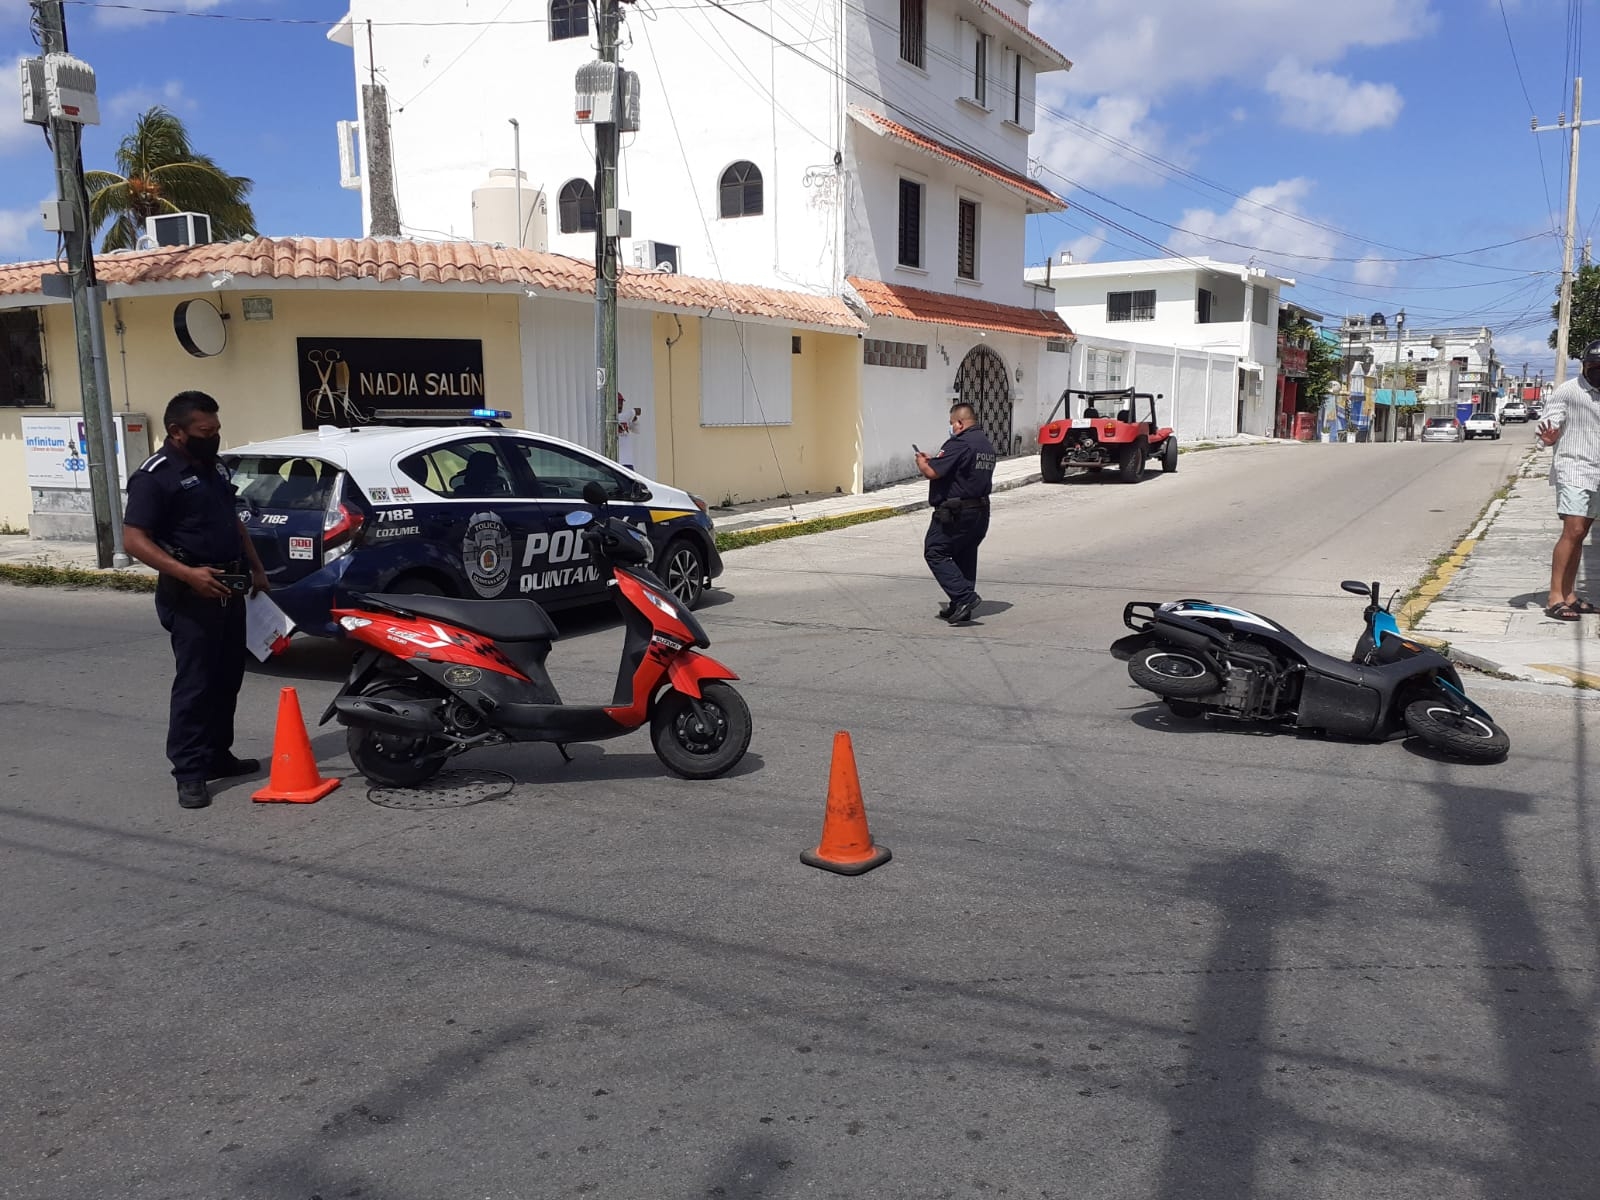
[{"xmin": 367, "ymin": 769, "xmax": 517, "ymax": 811}]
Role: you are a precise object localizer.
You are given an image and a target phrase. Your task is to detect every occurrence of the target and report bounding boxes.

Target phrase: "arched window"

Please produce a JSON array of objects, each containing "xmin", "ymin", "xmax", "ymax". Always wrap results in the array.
[
  {"xmin": 718, "ymin": 161, "xmax": 763, "ymax": 219},
  {"xmin": 550, "ymin": 0, "xmax": 588, "ymax": 41},
  {"xmin": 558, "ymin": 178, "xmax": 597, "ymax": 234}
]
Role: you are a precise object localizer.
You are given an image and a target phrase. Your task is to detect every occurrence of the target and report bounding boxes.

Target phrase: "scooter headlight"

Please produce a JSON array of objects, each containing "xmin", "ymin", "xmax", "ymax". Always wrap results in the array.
[{"xmin": 642, "ymin": 589, "xmax": 679, "ymax": 619}]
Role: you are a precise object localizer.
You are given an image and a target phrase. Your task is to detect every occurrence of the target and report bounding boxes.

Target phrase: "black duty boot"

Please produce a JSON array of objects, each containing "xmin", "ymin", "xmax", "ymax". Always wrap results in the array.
[
  {"xmin": 177, "ymin": 780, "xmax": 212, "ymax": 810},
  {"xmin": 209, "ymin": 755, "xmax": 259, "ymax": 779}
]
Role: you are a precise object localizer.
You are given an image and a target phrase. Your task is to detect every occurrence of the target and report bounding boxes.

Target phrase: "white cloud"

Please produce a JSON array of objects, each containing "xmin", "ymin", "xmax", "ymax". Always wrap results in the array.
[
  {"xmin": 1265, "ymin": 58, "xmax": 1403, "ymax": 134},
  {"xmin": 1167, "ymin": 178, "xmax": 1341, "ymax": 266},
  {"xmin": 1033, "ymin": 0, "xmax": 1435, "ymax": 102},
  {"xmin": 1031, "ymin": 92, "xmax": 1184, "ymax": 190},
  {"xmin": 1352, "ymin": 254, "xmax": 1399, "ymax": 286},
  {"xmin": 0, "ymin": 206, "xmax": 35, "ymax": 254},
  {"xmin": 1055, "ymin": 227, "xmax": 1108, "ymax": 265},
  {"xmin": 94, "ymin": 0, "xmax": 226, "ymax": 29},
  {"xmin": 107, "ymin": 79, "xmax": 196, "ymax": 120}
]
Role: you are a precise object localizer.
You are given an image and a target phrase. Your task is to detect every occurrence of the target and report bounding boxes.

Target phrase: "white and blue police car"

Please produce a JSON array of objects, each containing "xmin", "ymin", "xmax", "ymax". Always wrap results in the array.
[{"xmin": 224, "ymin": 410, "xmax": 721, "ymax": 638}]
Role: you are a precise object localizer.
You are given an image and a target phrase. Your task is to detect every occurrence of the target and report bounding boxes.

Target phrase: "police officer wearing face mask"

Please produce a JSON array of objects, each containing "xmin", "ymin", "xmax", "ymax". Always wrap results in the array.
[
  {"xmin": 123, "ymin": 391, "xmax": 269, "ymax": 809},
  {"xmin": 916, "ymin": 402, "xmax": 997, "ymax": 624}
]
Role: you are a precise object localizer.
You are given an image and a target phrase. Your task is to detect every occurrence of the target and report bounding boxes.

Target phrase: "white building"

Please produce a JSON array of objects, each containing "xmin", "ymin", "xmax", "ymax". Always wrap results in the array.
[
  {"xmin": 1337, "ymin": 317, "xmax": 1497, "ymax": 413},
  {"xmin": 1024, "ymin": 256, "xmax": 1297, "ymax": 437},
  {"xmin": 328, "ymin": 0, "xmax": 1075, "ymax": 489}
]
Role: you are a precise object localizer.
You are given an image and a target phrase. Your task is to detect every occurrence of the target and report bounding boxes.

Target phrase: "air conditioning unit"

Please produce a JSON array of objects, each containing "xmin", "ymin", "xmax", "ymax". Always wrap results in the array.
[
  {"xmin": 146, "ymin": 212, "xmax": 214, "ymax": 247},
  {"xmin": 42, "ymin": 53, "xmax": 99, "ymax": 125},
  {"xmin": 632, "ymin": 240, "xmax": 679, "ymax": 273}
]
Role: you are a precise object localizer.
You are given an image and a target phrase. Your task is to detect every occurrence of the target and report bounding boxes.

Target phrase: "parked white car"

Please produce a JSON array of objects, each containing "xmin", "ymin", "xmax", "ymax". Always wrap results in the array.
[{"xmin": 1463, "ymin": 411, "xmax": 1500, "ymax": 440}]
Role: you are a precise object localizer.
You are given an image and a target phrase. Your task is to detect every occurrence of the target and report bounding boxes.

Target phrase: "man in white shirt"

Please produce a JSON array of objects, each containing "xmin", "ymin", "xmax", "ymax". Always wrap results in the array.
[
  {"xmin": 1538, "ymin": 339, "xmax": 1600, "ymax": 620},
  {"xmin": 616, "ymin": 392, "xmax": 642, "ymax": 471}
]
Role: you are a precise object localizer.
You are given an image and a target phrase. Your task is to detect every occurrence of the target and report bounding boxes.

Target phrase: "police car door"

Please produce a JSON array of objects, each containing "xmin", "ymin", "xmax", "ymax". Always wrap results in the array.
[
  {"xmin": 501, "ymin": 436, "xmax": 634, "ymax": 605},
  {"xmin": 401, "ymin": 436, "xmax": 542, "ymax": 600}
]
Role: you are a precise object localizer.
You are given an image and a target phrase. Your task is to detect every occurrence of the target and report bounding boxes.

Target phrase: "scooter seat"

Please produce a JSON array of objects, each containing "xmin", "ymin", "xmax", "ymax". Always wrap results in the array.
[{"xmin": 368, "ymin": 593, "xmax": 559, "ymax": 642}]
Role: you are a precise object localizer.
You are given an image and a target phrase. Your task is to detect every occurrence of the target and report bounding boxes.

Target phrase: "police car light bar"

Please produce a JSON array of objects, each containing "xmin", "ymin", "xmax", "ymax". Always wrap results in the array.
[{"xmin": 369, "ymin": 408, "xmax": 511, "ymax": 421}]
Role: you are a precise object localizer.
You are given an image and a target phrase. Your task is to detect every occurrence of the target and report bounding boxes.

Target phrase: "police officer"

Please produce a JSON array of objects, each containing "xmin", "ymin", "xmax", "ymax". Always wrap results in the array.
[
  {"xmin": 916, "ymin": 402, "xmax": 997, "ymax": 624},
  {"xmin": 123, "ymin": 391, "xmax": 269, "ymax": 809}
]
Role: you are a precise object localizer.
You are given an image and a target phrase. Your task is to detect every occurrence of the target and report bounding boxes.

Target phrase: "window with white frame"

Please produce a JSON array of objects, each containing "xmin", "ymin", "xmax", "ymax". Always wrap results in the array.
[
  {"xmin": 958, "ymin": 19, "xmax": 990, "ymax": 106},
  {"xmin": 1107, "ymin": 289, "xmax": 1156, "ymax": 322},
  {"xmin": 1003, "ymin": 47, "xmax": 1036, "ymax": 130},
  {"xmin": 897, "ymin": 178, "xmax": 924, "ymax": 269},
  {"xmin": 956, "ymin": 197, "xmax": 979, "ymax": 280},
  {"xmin": 1086, "ymin": 348, "xmax": 1126, "ymax": 390},
  {"xmin": 549, "ymin": 0, "xmax": 587, "ymax": 41},
  {"xmin": 700, "ymin": 320, "xmax": 793, "ymax": 426},
  {"xmin": 900, "ymin": 0, "xmax": 925, "ymax": 67}
]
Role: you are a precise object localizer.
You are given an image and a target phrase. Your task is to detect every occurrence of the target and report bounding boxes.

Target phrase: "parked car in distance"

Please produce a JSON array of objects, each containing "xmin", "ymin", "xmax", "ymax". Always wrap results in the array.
[
  {"xmin": 1421, "ymin": 417, "xmax": 1464, "ymax": 443},
  {"xmin": 1501, "ymin": 400, "xmax": 1529, "ymax": 423},
  {"xmin": 1463, "ymin": 410, "xmax": 1501, "ymax": 440}
]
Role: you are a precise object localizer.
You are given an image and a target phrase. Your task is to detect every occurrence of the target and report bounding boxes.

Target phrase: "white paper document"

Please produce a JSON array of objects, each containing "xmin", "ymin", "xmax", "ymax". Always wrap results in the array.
[{"xmin": 244, "ymin": 591, "xmax": 297, "ymax": 662}]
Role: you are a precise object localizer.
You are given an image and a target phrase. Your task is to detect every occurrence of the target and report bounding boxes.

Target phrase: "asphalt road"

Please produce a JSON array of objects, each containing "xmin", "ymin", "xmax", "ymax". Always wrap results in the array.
[{"xmin": 5, "ymin": 425, "xmax": 1599, "ymax": 1200}]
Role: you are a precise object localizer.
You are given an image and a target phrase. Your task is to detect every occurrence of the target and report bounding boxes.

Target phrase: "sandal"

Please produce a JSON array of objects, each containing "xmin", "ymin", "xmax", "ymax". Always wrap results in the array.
[
  {"xmin": 1571, "ymin": 597, "xmax": 1600, "ymax": 615},
  {"xmin": 1545, "ymin": 602, "xmax": 1582, "ymax": 621}
]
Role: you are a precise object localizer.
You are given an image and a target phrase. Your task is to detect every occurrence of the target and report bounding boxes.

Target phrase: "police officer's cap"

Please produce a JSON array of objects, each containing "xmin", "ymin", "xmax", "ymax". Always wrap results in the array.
[{"xmin": 1583, "ymin": 339, "xmax": 1600, "ymax": 364}]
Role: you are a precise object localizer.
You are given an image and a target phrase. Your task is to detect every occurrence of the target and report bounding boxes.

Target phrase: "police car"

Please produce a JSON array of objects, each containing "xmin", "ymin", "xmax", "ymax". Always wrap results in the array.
[{"xmin": 223, "ymin": 411, "xmax": 722, "ymax": 638}]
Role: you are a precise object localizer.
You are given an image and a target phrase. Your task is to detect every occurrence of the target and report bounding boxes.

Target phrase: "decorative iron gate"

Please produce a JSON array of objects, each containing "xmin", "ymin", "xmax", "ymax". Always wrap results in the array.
[{"xmin": 954, "ymin": 346, "xmax": 1014, "ymax": 455}]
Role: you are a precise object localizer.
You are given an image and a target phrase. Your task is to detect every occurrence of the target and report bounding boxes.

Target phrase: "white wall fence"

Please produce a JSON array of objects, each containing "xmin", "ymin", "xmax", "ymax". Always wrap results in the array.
[{"xmin": 1065, "ymin": 335, "xmax": 1240, "ymax": 440}]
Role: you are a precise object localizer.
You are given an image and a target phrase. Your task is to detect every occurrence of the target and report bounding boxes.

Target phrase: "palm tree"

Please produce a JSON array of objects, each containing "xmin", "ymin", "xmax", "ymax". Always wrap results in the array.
[{"xmin": 86, "ymin": 107, "xmax": 258, "ymax": 252}]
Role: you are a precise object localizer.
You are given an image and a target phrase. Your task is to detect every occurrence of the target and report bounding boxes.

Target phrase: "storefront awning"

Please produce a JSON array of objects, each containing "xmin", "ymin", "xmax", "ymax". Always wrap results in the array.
[{"xmin": 1372, "ymin": 389, "xmax": 1418, "ymax": 407}]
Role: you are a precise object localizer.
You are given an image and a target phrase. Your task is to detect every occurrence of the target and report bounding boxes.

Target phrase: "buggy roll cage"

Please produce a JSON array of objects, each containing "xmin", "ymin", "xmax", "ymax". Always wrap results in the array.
[{"xmin": 1044, "ymin": 388, "xmax": 1164, "ymax": 424}]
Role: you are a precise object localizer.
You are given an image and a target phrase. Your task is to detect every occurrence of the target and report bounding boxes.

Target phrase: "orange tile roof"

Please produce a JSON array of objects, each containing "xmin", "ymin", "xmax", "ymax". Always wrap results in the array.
[
  {"xmin": 847, "ymin": 276, "xmax": 1074, "ymax": 340},
  {"xmin": 965, "ymin": 0, "xmax": 1072, "ymax": 70},
  {"xmin": 0, "ymin": 237, "xmax": 867, "ymax": 332},
  {"xmin": 849, "ymin": 108, "xmax": 1066, "ymax": 212}
]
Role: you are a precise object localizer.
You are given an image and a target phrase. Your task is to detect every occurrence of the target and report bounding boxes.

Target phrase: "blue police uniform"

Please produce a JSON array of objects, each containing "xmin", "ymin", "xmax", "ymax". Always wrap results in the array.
[
  {"xmin": 924, "ymin": 424, "xmax": 997, "ymax": 615},
  {"xmin": 124, "ymin": 439, "xmax": 249, "ymax": 784}
]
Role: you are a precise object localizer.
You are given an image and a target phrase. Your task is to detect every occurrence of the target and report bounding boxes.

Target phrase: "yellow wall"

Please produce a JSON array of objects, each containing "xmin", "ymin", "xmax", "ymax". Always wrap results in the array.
[
  {"xmin": 650, "ymin": 312, "xmax": 862, "ymax": 507},
  {"xmin": 0, "ymin": 289, "xmax": 523, "ymax": 530}
]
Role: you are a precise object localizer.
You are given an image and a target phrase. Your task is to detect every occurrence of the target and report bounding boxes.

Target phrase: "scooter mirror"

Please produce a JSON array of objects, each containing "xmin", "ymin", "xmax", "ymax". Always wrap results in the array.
[
  {"xmin": 1339, "ymin": 580, "xmax": 1370, "ymax": 596},
  {"xmin": 581, "ymin": 480, "xmax": 610, "ymax": 507},
  {"xmin": 565, "ymin": 510, "xmax": 592, "ymax": 528}
]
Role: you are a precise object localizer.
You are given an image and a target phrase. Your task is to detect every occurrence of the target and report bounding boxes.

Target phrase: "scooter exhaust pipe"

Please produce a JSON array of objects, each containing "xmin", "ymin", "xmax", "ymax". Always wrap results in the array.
[{"xmin": 333, "ymin": 695, "xmax": 446, "ymax": 735}]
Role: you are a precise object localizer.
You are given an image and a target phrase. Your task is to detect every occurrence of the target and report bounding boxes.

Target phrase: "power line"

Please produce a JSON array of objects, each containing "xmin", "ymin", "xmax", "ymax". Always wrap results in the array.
[{"xmin": 1498, "ymin": 0, "xmax": 1560, "ymax": 230}]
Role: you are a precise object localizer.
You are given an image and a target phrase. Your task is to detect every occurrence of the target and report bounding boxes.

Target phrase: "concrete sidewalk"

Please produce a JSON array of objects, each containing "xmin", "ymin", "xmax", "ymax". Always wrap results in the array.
[{"xmin": 1408, "ymin": 444, "xmax": 1600, "ymax": 688}]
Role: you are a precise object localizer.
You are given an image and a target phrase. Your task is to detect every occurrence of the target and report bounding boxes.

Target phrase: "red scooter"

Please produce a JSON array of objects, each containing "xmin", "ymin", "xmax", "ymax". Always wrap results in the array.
[{"xmin": 321, "ymin": 483, "xmax": 751, "ymax": 786}]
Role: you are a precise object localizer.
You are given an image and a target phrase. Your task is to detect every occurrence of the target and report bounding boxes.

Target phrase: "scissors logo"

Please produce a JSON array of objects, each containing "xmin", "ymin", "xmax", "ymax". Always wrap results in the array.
[{"xmin": 304, "ymin": 348, "xmax": 370, "ymax": 425}]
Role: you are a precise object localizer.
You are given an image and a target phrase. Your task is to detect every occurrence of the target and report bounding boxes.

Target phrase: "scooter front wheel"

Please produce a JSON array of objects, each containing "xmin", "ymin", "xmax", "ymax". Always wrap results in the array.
[
  {"xmin": 652, "ymin": 681, "xmax": 752, "ymax": 779},
  {"xmin": 1403, "ymin": 699, "xmax": 1509, "ymax": 763}
]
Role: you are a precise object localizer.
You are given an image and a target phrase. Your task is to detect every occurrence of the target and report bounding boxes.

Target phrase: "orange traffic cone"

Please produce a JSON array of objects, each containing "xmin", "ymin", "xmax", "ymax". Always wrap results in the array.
[
  {"xmin": 252, "ymin": 687, "xmax": 341, "ymax": 804},
  {"xmin": 801, "ymin": 731, "xmax": 891, "ymax": 875}
]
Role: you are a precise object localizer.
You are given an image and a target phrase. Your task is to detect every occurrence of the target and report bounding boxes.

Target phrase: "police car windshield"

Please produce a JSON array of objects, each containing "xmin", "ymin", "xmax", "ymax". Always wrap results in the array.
[{"xmin": 231, "ymin": 455, "xmax": 337, "ymax": 511}]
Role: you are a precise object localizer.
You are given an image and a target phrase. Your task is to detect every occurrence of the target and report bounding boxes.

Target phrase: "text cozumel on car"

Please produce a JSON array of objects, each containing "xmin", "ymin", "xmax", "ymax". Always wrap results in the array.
[{"xmin": 223, "ymin": 410, "xmax": 722, "ymax": 638}]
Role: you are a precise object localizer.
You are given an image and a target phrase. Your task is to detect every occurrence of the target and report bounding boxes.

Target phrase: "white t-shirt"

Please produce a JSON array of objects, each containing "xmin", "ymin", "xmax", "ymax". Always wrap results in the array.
[{"xmin": 1544, "ymin": 376, "xmax": 1600, "ymax": 491}]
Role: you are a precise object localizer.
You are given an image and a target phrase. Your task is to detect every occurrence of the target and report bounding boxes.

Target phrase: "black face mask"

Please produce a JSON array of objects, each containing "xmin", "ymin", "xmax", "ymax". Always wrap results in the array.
[
  {"xmin": 1584, "ymin": 364, "xmax": 1600, "ymax": 389},
  {"xmin": 185, "ymin": 434, "xmax": 222, "ymax": 461}
]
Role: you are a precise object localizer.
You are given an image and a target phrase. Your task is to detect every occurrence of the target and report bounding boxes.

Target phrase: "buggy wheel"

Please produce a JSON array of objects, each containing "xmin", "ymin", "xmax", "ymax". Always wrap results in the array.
[
  {"xmin": 1161, "ymin": 437, "xmax": 1179, "ymax": 473},
  {"xmin": 1119, "ymin": 440, "xmax": 1148, "ymax": 482},
  {"xmin": 1040, "ymin": 447, "xmax": 1065, "ymax": 483}
]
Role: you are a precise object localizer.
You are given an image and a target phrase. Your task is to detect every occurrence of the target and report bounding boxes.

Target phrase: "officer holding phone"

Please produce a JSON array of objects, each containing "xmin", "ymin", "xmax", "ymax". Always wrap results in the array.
[
  {"xmin": 915, "ymin": 402, "xmax": 997, "ymax": 623},
  {"xmin": 123, "ymin": 391, "xmax": 269, "ymax": 810}
]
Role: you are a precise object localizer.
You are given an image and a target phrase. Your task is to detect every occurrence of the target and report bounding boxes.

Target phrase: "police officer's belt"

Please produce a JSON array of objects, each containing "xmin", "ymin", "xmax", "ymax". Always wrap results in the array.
[{"xmin": 932, "ymin": 497, "xmax": 990, "ymax": 511}]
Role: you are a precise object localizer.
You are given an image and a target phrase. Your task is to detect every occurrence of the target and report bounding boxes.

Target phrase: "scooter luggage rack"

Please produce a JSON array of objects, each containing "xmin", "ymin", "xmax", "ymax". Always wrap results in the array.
[{"xmin": 1123, "ymin": 601, "xmax": 1161, "ymax": 632}]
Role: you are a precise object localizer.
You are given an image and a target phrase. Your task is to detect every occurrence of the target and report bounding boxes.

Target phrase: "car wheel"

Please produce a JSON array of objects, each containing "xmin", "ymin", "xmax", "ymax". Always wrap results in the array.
[
  {"xmin": 661, "ymin": 537, "xmax": 707, "ymax": 609},
  {"xmin": 1040, "ymin": 447, "xmax": 1065, "ymax": 483},
  {"xmin": 388, "ymin": 572, "xmax": 452, "ymax": 597}
]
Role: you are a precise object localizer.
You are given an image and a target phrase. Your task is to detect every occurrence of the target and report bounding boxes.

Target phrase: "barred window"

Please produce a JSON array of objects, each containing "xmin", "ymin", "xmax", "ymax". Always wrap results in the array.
[
  {"xmin": 558, "ymin": 178, "xmax": 597, "ymax": 234},
  {"xmin": 0, "ymin": 309, "xmax": 47, "ymax": 407},
  {"xmin": 900, "ymin": 0, "xmax": 925, "ymax": 67},
  {"xmin": 1107, "ymin": 289, "xmax": 1156, "ymax": 322},
  {"xmin": 550, "ymin": 0, "xmax": 588, "ymax": 41}
]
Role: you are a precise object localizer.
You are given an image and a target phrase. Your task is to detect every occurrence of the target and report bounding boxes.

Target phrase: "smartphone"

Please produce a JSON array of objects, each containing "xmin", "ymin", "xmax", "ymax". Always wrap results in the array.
[
  {"xmin": 219, "ymin": 573, "xmax": 252, "ymax": 594},
  {"xmin": 912, "ymin": 443, "xmax": 922, "ymax": 454}
]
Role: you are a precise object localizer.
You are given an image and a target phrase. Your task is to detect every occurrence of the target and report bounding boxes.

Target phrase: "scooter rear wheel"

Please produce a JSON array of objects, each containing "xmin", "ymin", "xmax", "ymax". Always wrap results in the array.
[
  {"xmin": 651, "ymin": 681, "xmax": 752, "ymax": 779},
  {"xmin": 347, "ymin": 681, "xmax": 452, "ymax": 787},
  {"xmin": 1129, "ymin": 646, "xmax": 1222, "ymax": 698},
  {"xmin": 1403, "ymin": 700, "xmax": 1510, "ymax": 763}
]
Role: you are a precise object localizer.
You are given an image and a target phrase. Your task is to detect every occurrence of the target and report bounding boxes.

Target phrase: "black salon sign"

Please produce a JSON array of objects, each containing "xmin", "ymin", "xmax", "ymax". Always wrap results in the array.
[{"xmin": 298, "ymin": 337, "xmax": 486, "ymax": 429}]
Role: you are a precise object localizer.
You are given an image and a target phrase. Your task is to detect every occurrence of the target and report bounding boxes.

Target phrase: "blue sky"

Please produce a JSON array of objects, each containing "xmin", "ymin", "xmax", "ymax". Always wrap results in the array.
[{"xmin": 1, "ymin": 0, "xmax": 1594, "ymax": 369}]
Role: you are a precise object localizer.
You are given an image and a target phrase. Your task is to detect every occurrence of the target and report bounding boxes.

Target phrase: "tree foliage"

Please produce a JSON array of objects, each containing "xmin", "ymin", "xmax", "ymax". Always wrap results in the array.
[
  {"xmin": 1548, "ymin": 263, "xmax": 1600, "ymax": 353},
  {"xmin": 85, "ymin": 107, "xmax": 258, "ymax": 252},
  {"xmin": 1288, "ymin": 320, "xmax": 1340, "ymax": 409}
]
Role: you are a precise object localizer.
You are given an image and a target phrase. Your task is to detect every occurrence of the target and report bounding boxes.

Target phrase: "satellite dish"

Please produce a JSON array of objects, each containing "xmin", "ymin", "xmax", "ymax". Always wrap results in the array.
[{"xmin": 173, "ymin": 298, "xmax": 228, "ymax": 357}]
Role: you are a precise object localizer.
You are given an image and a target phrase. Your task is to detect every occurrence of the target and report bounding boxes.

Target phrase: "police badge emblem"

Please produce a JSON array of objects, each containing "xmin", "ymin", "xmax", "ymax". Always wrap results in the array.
[{"xmin": 462, "ymin": 512, "xmax": 512, "ymax": 597}]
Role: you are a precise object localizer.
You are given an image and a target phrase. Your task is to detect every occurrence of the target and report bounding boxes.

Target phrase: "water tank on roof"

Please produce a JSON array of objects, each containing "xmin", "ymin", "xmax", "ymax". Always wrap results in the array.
[{"xmin": 471, "ymin": 169, "xmax": 548, "ymax": 252}]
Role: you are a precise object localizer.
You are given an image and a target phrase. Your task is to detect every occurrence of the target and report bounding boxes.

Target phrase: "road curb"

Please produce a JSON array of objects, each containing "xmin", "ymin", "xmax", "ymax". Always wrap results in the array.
[{"xmin": 717, "ymin": 471, "xmax": 1044, "ymax": 540}]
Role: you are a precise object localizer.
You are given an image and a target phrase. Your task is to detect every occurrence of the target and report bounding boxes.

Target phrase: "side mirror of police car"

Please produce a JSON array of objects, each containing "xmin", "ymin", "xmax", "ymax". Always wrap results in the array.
[{"xmin": 581, "ymin": 480, "xmax": 609, "ymax": 508}]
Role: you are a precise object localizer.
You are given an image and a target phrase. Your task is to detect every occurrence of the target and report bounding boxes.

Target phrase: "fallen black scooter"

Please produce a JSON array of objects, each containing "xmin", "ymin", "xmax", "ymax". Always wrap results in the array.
[{"xmin": 1110, "ymin": 580, "xmax": 1509, "ymax": 763}]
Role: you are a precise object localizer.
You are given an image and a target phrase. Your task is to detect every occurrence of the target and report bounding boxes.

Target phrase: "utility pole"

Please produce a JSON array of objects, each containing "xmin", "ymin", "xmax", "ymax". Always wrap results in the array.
[
  {"xmin": 593, "ymin": 0, "xmax": 621, "ymax": 463},
  {"xmin": 1533, "ymin": 77, "xmax": 1600, "ymax": 385},
  {"xmin": 31, "ymin": 0, "xmax": 125, "ymax": 567}
]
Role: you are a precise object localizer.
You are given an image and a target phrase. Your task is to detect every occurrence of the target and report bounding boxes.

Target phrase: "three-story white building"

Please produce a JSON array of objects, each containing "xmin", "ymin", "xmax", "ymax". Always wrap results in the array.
[{"xmin": 330, "ymin": 0, "xmax": 1074, "ymax": 486}]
